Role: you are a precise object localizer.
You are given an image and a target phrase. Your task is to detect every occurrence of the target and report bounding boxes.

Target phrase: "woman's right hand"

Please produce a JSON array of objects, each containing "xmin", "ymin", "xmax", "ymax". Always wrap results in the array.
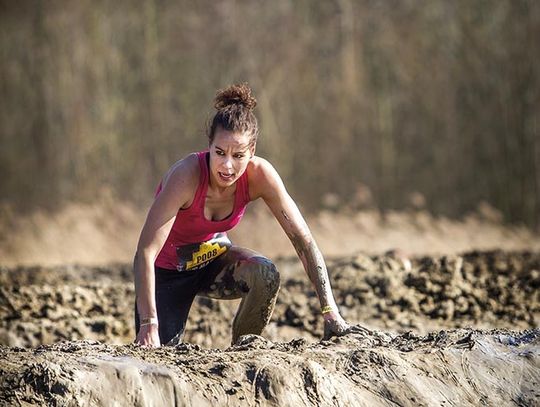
[{"xmin": 135, "ymin": 324, "xmax": 161, "ymax": 347}]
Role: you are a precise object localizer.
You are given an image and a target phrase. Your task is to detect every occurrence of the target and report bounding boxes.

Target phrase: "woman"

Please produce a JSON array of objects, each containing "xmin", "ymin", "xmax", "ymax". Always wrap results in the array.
[{"xmin": 134, "ymin": 83, "xmax": 352, "ymax": 347}]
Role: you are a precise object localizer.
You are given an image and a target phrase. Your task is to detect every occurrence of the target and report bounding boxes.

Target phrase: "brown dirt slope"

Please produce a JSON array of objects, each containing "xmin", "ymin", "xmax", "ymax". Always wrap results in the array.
[
  {"xmin": 1, "ymin": 329, "xmax": 538, "ymax": 406},
  {"xmin": 0, "ymin": 250, "xmax": 539, "ymax": 406}
]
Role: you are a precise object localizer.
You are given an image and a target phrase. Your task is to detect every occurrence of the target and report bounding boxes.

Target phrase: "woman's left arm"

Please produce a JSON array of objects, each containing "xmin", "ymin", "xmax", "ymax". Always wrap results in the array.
[{"xmin": 249, "ymin": 158, "xmax": 351, "ymax": 339}]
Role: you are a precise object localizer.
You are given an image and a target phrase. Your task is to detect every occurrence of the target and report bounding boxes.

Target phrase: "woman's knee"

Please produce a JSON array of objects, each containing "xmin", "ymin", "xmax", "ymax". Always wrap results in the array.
[{"xmin": 244, "ymin": 256, "xmax": 280, "ymax": 295}]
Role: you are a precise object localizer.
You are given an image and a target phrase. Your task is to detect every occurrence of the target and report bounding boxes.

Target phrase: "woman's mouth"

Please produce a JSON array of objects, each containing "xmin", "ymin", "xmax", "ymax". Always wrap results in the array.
[{"xmin": 218, "ymin": 171, "xmax": 235, "ymax": 182}]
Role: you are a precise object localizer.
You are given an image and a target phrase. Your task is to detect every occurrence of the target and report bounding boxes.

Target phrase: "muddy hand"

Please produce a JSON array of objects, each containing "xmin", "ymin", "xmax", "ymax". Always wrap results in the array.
[
  {"xmin": 323, "ymin": 314, "xmax": 373, "ymax": 340},
  {"xmin": 135, "ymin": 324, "xmax": 161, "ymax": 347},
  {"xmin": 322, "ymin": 313, "xmax": 352, "ymax": 340},
  {"xmin": 347, "ymin": 324, "xmax": 373, "ymax": 335}
]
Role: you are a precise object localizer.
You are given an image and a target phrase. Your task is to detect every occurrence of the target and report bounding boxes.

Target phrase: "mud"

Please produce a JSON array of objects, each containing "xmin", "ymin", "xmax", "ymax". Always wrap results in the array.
[
  {"xmin": 1, "ymin": 329, "xmax": 538, "ymax": 406},
  {"xmin": 1, "ymin": 250, "xmax": 539, "ymax": 348},
  {"xmin": 1, "ymin": 250, "xmax": 539, "ymax": 405}
]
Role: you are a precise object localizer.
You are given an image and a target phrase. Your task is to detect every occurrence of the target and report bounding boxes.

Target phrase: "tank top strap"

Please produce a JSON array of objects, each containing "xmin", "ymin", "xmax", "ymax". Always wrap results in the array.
[
  {"xmin": 191, "ymin": 151, "xmax": 209, "ymax": 208},
  {"xmin": 237, "ymin": 164, "xmax": 251, "ymax": 205}
]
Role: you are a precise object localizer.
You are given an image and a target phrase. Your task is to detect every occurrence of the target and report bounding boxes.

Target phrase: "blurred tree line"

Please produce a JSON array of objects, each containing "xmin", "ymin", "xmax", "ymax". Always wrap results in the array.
[{"xmin": 1, "ymin": 0, "xmax": 539, "ymax": 227}]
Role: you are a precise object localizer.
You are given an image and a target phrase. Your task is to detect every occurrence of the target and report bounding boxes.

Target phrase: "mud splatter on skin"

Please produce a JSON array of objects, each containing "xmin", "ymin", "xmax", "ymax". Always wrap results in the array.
[
  {"xmin": 229, "ymin": 261, "xmax": 280, "ymax": 343},
  {"xmin": 197, "ymin": 251, "xmax": 281, "ymax": 344},
  {"xmin": 280, "ymin": 210, "xmax": 333, "ymax": 310},
  {"xmin": 201, "ymin": 261, "xmax": 250, "ymax": 300},
  {"xmin": 279, "ymin": 209, "xmax": 351, "ymax": 338}
]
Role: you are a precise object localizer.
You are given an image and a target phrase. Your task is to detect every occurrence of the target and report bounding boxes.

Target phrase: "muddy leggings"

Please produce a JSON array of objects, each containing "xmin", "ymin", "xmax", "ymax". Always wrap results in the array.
[{"xmin": 135, "ymin": 246, "xmax": 280, "ymax": 346}]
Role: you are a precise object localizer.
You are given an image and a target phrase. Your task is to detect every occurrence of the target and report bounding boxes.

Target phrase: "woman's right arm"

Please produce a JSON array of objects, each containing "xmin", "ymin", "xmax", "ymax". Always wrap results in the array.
[{"xmin": 134, "ymin": 156, "xmax": 198, "ymax": 347}]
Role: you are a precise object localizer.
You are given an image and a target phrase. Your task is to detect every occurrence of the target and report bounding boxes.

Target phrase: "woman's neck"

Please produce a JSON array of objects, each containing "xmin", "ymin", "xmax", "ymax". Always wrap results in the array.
[{"xmin": 207, "ymin": 174, "xmax": 236, "ymax": 196}]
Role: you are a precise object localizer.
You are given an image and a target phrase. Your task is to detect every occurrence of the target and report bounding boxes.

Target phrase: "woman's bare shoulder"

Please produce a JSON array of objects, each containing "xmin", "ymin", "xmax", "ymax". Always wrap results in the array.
[
  {"xmin": 162, "ymin": 152, "xmax": 200, "ymax": 191},
  {"xmin": 248, "ymin": 155, "xmax": 275, "ymax": 175},
  {"xmin": 247, "ymin": 156, "xmax": 283, "ymax": 200}
]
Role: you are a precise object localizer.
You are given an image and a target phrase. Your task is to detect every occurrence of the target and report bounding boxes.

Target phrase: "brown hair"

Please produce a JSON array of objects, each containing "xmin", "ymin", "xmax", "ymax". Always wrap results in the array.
[{"xmin": 207, "ymin": 83, "xmax": 258, "ymax": 146}]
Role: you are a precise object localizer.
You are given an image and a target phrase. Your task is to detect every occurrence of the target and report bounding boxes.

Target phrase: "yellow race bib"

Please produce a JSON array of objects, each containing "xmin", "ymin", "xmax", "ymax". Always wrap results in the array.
[{"xmin": 175, "ymin": 233, "xmax": 231, "ymax": 272}]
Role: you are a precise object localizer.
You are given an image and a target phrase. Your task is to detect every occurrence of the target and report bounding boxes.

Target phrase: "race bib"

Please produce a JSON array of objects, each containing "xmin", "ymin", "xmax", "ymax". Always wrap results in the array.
[{"xmin": 175, "ymin": 233, "xmax": 231, "ymax": 272}]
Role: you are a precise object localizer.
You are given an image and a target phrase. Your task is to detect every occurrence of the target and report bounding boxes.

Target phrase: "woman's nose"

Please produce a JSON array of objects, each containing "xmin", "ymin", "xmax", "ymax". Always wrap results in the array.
[{"xmin": 223, "ymin": 157, "xmax": 233, "ymax": 169}]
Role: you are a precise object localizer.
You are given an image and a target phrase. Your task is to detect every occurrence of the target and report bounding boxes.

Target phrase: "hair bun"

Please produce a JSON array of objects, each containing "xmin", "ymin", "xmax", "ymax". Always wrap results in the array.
[{"xmin": 214, "ymin": 83, "xmax": 257, "ymax": 111}]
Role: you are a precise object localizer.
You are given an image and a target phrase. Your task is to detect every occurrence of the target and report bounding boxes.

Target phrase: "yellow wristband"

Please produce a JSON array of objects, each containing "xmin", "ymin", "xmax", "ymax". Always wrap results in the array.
[{"xmin": 321, "ymin": 306, "xmax": 334, "ymax": 314}]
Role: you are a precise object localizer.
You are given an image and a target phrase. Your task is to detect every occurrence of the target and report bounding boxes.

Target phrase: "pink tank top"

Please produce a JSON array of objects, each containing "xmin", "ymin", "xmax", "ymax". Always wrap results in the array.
[{"xmin": 155, "ymin": 151, "xmax": 251, "ymax": 270}]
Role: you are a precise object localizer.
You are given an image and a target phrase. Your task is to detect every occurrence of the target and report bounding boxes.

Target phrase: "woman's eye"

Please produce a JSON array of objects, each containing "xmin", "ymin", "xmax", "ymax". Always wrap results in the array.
[
  {"xmin": 216, "ymin": 150, "xmax": 224, "ymax": 156},
  {"xmin": 234, "ymin": 154, "xmax": 244, "ymax": 159}
]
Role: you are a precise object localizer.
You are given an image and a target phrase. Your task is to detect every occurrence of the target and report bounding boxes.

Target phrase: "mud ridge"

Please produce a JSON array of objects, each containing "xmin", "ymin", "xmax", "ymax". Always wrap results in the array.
[
  {"xmin": 1, "ymin": 250, "xmax": 539, "ymax": 406},
  {"xmin": 1, "ymin": 329, "xmax": 538, "ymax": 406}
]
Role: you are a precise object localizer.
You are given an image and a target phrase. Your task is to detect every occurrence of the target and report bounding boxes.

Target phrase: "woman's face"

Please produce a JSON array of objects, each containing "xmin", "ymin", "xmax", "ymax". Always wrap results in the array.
[{"xmin": 208, "ymin": 127, "xmax": 254, "ymax": 189}]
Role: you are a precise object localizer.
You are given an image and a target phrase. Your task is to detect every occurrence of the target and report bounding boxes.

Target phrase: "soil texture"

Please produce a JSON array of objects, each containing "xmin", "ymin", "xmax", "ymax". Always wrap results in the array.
[{"xmin": 1, "ymin": 250, "xmax": 539, "ymax": 406}]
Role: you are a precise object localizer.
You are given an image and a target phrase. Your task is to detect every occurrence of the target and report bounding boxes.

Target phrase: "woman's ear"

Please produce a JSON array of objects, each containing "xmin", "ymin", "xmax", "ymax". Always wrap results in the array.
[{"xmin": 250, "ymin": 143, "xmax": 256, "ymax": 158}]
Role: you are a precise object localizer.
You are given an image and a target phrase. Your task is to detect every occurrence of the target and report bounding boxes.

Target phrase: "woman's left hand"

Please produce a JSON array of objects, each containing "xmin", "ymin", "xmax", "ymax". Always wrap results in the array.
[
  {"xmin": 322, "ymin": 312, "xmax": 351, "ymax": 340},
  {"xmin": 322, "ymin": 312, "xmax": 372, "ymax": 340}
]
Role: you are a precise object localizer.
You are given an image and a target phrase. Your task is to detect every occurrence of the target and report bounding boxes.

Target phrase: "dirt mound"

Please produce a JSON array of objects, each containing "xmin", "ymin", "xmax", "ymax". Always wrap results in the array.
[
  {"xmin": 330, "ymin": 250, "xmax": 540, "ymax": 332},
  {"xmin": 1, "ymin": 329, "xmax": 538, "ymax": 406},
  {"xmin": 1, "ymin": 250, "xmax": 539, "ymax": 405}
]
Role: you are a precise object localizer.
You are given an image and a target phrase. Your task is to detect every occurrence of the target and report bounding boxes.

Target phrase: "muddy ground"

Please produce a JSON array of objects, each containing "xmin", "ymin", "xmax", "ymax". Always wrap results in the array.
[{"xmin": 1, "ymin": 250, "xmax": 539, "ymax": 406}]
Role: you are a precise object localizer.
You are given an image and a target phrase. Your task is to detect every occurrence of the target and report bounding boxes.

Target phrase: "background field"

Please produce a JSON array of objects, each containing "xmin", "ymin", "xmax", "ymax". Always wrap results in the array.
[
  {"xmin": 1, "ymin": 4, "xmax": 540, "ymax": 405},
  {"xmin": 1, "ymin": 0, "xmax": 539, "ymax": 247}
]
